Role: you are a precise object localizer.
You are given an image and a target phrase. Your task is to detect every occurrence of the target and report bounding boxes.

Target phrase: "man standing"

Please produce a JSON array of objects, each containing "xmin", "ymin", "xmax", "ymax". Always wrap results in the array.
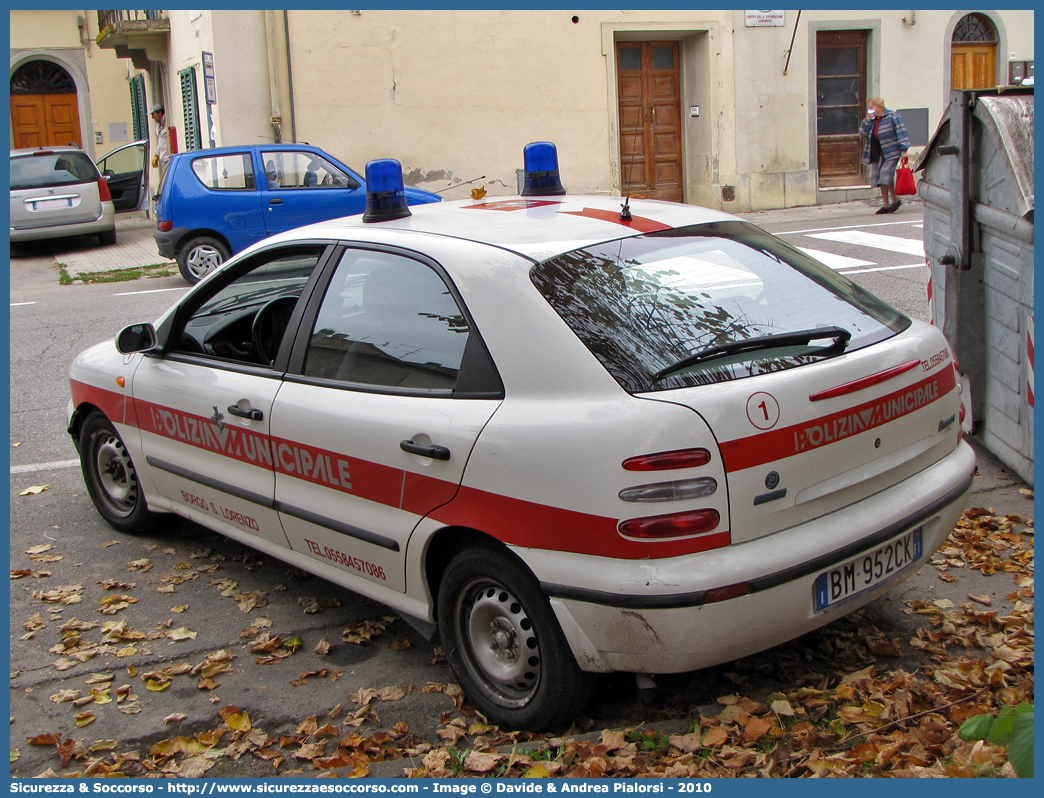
[{"xmin": 150, "ymin": 103, "xmax": 171, "ymax": 190}]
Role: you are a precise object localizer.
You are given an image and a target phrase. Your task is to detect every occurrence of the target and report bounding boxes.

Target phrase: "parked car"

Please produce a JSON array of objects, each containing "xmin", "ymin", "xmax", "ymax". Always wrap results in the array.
[
  {"xmin": 153, "ymin": 144, "xmax": 441, "ymax": 284},
  {"xmin": 69, "ymin": 145, "xmax": 975, "ymax": 731},
  {"xmin": 10, "ymin": 145, "xmax": 117, "ymax": 246},
  {"xmin": 95, "ymin": 139, "xmax": 150, "ymax": 213}
]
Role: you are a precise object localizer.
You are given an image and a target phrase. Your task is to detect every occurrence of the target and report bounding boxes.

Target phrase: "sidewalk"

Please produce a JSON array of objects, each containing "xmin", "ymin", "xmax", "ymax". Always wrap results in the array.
[{"xmin": 9, "ymin": 210, "xmax": 172, "ymax": 276}]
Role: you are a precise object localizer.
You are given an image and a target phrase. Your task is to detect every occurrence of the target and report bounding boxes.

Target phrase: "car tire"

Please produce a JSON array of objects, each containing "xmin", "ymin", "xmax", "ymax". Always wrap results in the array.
[
  {"xmin": 437, "ymin": 540, "xmax": 595, "ymax": 731},
  {"xmin": 78, "ymin": 412, "xmax": 157, "ymax": 535},
  {"xmin": 98, "ymin": 227, "xmax": 117, "ymax": 246},
  {"xmin": 177, "ymin": 236, "xmax": 230, "ymax": 284}
]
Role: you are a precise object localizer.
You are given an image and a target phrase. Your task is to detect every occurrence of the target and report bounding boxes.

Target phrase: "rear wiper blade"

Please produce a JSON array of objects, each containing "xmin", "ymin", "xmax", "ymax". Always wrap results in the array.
[{"xmin": 653, "ymin": 326, "xmax": 851, "ymax": 381}]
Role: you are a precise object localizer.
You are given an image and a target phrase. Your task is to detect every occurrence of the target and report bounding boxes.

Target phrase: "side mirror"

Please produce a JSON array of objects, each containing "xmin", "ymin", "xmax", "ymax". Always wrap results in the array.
[{"xmin": 116, "ymin": 323, "xmax": 158, "ymax": 354}]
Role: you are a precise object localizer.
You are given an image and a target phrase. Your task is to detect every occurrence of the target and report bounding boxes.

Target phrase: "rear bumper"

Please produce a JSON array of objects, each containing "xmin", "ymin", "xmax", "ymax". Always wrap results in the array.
[
  {"xmin": 10, "ymin": 204, "xmax": 115, "ymax": 243},
  {"xmin": 153, "ymin": 227, "xmax": 189, "ymax": 259},
  {"xmin": 521, "ymin": 440, "xmax": 975, "ymax": 673}
]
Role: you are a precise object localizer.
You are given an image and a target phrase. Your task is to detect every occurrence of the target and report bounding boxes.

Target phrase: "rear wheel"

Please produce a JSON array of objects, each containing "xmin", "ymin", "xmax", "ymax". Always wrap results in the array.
[
  {"xmin": 78, "ymin": 412, "xmax": 157, "ymax": 535},
  {"xmin": 98, "ymin": 227, "xmax": 117, "ymax": 246},
  {"xmin": 437, "ymin": 541, "xmax": 595, "ymax": 731},
  {"xmin": 177, "ymin": 236, "xmax": 229, "ymax": 284}
]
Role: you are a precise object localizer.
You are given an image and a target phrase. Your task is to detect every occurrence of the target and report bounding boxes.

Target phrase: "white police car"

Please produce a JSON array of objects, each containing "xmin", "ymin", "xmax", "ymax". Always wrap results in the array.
[{"xmin": 69, "ymin": 143, "xmax": 975, "ymax": 730}]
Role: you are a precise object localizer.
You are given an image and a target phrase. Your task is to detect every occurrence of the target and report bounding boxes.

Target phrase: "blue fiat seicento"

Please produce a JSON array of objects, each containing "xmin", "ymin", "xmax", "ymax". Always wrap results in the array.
[{"xmin": 153, "ymin": 144, "xmax": 440, "ymax": 283}]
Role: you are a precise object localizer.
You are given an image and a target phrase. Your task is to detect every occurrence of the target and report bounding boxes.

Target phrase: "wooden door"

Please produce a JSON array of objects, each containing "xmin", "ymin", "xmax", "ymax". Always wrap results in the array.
[
  {"xmin": 617, "ymin": 41, "xmax": 684, "ymax": 202},
  {"xmin": 951, "ymin": 44, "xmax": 996, "ymax": 89},
  {"xmin": 10, "ymin": 94, "xmax": 82, "ymax": 148},
  {"xmin": 815, "ymin": 30, "xmax": 867, "ymax": 188}
]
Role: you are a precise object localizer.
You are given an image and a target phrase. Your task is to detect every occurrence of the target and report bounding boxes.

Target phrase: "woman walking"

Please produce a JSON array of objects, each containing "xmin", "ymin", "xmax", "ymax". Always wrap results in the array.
[{"xmin": 860, "ymin": 98, "xmax": 910, "ymax": 214}]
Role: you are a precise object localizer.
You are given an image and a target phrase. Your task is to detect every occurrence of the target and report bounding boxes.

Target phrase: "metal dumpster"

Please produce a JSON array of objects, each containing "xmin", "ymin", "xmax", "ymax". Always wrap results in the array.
[{"xmin": 915, "ymin": 87, "xmax": 1034, "ymax": 485}]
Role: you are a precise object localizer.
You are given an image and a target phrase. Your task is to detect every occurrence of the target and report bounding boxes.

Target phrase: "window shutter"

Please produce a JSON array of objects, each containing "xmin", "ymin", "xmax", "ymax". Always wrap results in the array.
[
  {"xmin": 179, "ymin": 66, "xmax": 202, "ymax": 151},
  {"xmin": 130, "ymin": 75, "xmax": 148, "ymax": 141}
]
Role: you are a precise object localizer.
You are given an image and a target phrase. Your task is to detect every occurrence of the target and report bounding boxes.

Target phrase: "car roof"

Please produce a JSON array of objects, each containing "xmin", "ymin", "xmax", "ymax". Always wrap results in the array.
[
  {"xmin": 283, "ymin": 194, "xmax": 740, "ymax": 262},
  {"xmin": 10, "ymin": 145, "xmax": 87, "ymax": 157},
  {"xmin": 171, "ymin": 143, "xmax": 327, "ymax": 157}
]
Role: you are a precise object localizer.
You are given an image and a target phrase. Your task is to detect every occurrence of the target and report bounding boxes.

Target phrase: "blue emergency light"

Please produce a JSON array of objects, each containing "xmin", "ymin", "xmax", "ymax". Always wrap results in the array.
[
  {"xmin": 521, "ymin": 141, "xmax": 566, "ymax": 196},
  {"xmin": 362, "ymin": 158, "xmax": 412, "ymax": 223}
]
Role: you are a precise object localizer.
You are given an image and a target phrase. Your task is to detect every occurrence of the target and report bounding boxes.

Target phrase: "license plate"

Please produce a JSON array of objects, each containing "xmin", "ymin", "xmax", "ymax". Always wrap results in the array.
[
  {"xmin": 814, "ymin": 527, "xmax": 923, "ymax": 611},
  {"xmin": 31, "ymin": 198, "xmax": 74, "ymax": 211}
]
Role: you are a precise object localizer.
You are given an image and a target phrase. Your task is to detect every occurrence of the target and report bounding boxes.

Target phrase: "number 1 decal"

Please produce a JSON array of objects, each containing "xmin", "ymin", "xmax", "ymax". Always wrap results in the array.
[{"xmin": 746, "ymin": 392, "xmax": 780, "ymax": 430}]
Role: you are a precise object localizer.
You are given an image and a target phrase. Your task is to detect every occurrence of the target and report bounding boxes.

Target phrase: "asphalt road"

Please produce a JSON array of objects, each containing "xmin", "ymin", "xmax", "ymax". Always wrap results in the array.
[{"xmin": 8, "ymin": 200, "xmax": 1032, "ymax": 778}]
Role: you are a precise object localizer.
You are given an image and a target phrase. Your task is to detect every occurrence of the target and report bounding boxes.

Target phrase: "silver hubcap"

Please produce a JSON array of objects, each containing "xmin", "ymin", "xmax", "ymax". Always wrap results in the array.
[
  {"xmin": 94, "ymin": 434, "xmax": 137, "ymax": 515},
  {"xmin": 465, "ymin": 584, "xmax": 541, "ymax": 700},
  {"xmin": 186, "ymin": 245, "xmax": 223, "ymax": 279}
]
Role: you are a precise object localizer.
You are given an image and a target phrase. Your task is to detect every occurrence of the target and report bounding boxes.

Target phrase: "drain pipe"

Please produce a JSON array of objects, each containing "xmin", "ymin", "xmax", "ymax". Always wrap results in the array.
[
  {"xmin": 265, "ymin": 10, "xmax": 283, "ymax": 143},
  {"xmin": 284, "ymin": 10, "xmax": 297, "ymax": 143}
]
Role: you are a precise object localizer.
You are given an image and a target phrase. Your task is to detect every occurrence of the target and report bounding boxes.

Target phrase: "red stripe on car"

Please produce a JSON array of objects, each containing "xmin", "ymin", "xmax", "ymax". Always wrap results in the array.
[
  {"xmin": 70, "ymin": 380, "xmax": 127, "ymax": 425},
  {"xmin": 562, "ymin": 207, "xmax": 672, "ymax": 233},
  {"xmin": 720, "ymin": 368, "xmax": 956, "ymax": 473}
]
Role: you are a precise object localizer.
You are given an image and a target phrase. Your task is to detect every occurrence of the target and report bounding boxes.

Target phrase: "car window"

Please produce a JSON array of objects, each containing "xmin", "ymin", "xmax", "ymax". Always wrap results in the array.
[
  {"xmin": 191, "ymin": 153, "xmax": 256, "ymax": 191},
  {"xmin": 97, "ymin": 145, "xmax": 144, "ymax": 176},
  {"xmin": 303, "ymin": 250, "xmax": 469, "ymax": 390},
  {"xmin": 172, "ymin": 246, "xmax": 324, "ymax": 365},
  {"xmin": 10, "ymin": 151, "xmax": 99, "ymax": 190},
  {"xmin": 532, "ymin": 221, "xmax": 911, "ymax": 393},
  {"xmin": 261, "ymin": 150, "xmax": 358, "ymax": 189}
]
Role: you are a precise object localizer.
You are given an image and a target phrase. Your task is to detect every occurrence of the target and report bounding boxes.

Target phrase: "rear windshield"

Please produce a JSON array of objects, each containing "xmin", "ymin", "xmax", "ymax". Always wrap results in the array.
[
  {"xmin": 531, "ymin": 221, "xmax": 911, "ymax": 393},
  {"xmin": 10, "ymin": 151, "xmax": 99, "ymax": 190}
]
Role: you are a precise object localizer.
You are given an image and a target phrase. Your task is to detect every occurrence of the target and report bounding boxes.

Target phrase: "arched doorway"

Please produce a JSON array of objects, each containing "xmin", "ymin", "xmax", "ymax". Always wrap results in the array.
[
  {"xmin": 10, "ymin": 60, "xmax": 83, "ymax": 148},
  {"xmin": 951, "ymin": 13, "xmax": 997, "ymax": 90}
]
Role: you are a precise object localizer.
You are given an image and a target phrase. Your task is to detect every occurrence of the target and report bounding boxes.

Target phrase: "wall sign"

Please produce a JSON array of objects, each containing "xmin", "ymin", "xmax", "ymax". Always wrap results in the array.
[{"xmin": 745, "ymin": 10, "xmax": 785, "ymax": 27}]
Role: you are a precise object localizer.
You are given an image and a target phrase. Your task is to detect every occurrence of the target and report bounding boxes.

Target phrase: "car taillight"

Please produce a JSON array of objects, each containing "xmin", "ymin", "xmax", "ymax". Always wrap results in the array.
[
  {"xmin": 622, "ymin": 448, "xmax": 711, "ymax": 471},
  {"xmin": 96, "ymin": 178, "xmax": 112, "ymax": 202},
  {"xmin": 157, "ymin": 221, "xmax": 173, "ymax": 232},
  {"xmin": 619, "ymin": 477, "xmax": 717, "ymax": 503},
  {"xmin": 618, "ymin": 509, "xmax": 720, "ymax": 539}
]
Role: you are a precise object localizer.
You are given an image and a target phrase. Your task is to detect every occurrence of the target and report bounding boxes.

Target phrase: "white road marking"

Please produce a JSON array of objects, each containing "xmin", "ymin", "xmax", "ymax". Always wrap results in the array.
[
  {"xmin": 10, "ymin": 302, "xmax": 37, "ymax": 306},
  {"xmin": 115, "ymin": 286, "xmax": 190, "ymax": 296},
  {"xmin": 11, "ymin": 459, "xmax": 80, "ymax": 474},
  {"xmin": 777, "ymin": 220, "xmax": 923, "ymax": 236},
  {"xmin": 839, "ymin": 263, "xmax": 926, "ymax": 275},
  {"xmin": 797, "ymin": 247, "xmax": 874, "ymax": 270},
  {"xmin": 806, "ymin": 230, "xmax": 925, "ymax": 257}
]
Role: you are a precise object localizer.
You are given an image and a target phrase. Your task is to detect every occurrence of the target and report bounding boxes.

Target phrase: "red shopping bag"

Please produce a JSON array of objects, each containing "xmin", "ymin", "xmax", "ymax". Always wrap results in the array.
[{"xmin": 895, "ymin": 156, "xmax": 917, "ymax": 196}]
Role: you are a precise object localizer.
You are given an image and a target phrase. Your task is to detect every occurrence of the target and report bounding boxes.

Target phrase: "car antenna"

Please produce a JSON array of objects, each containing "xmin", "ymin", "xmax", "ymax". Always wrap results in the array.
[
  {"xmin": 619, "ymin": 50, "xmax": 647, "ymax": 222},
  {"xmin": 431, "ymin": 175, "xmax": 487, "ymax": 194}
]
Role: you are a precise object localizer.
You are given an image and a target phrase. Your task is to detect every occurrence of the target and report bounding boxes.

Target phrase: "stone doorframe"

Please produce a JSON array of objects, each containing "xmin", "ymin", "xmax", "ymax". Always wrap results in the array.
[
  {"xmin": 943, "ymin": 11, "xmax": 1008, "ymax": 100},
  {"xmin": 601, "ymin": 20, "xmax": 723, "ymax": 208},
  {"xmin": 10, "ymin": 48, "xmax": 97, "ymax": 158}
]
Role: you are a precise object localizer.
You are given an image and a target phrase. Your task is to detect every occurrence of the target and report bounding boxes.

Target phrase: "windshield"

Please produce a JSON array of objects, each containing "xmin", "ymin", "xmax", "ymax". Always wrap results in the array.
[{"xmin": 531, "ymin": 221, "xmax": 910, "ymax": 393}]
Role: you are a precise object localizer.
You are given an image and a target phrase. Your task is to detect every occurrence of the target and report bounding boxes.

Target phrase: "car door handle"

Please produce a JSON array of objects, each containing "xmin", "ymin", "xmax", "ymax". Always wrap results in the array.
[
  {"xmin": 268, "ymin": 198, "xmax": 283, "ymax": 205},
  {"xmin": 400, "ymin": 440, "xmax": 450, "ymax": 460},
  {"xmin": 227, "ymin": 404, "xmax": 263, "ymax": 421}
]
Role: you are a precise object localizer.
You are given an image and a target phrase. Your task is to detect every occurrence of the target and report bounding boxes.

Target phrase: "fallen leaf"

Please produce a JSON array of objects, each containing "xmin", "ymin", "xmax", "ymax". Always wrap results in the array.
[
  {"xmin": 73, "ymin": 712, "xmax": 96, "ymax": 728},
  {"xmin": 164, "ymin": 713, "xmax": 188, "ymax": 724},
  {"xmin": 19, "ymin": 485, "xmax": 50, "ymax": 496}
]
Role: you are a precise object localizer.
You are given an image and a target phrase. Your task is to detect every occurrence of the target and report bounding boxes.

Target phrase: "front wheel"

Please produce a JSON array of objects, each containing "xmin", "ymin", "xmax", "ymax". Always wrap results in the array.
[
  {"xmin": 437, "ymin": 541, "xmax": 595, "ymax": 731},
  {"xmin": 78, "ymin": 412, "xmax": 157, "ymax": 535},
  {"xmin": 177, "ymin": 236, "xmax": 230, "ymax": 284}
]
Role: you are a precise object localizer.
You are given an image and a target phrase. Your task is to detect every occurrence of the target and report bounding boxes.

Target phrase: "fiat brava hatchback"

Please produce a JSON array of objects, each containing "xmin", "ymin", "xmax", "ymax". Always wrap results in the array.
[{"xmin": 70, "ymin": 144, "xmax": 975, "ymax": 731}]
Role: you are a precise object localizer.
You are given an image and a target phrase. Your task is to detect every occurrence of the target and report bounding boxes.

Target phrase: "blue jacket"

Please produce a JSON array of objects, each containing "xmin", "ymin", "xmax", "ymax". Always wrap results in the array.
[{"xmin": 860, "ymin": 109, "xmax": 910, "ymax": 164}]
